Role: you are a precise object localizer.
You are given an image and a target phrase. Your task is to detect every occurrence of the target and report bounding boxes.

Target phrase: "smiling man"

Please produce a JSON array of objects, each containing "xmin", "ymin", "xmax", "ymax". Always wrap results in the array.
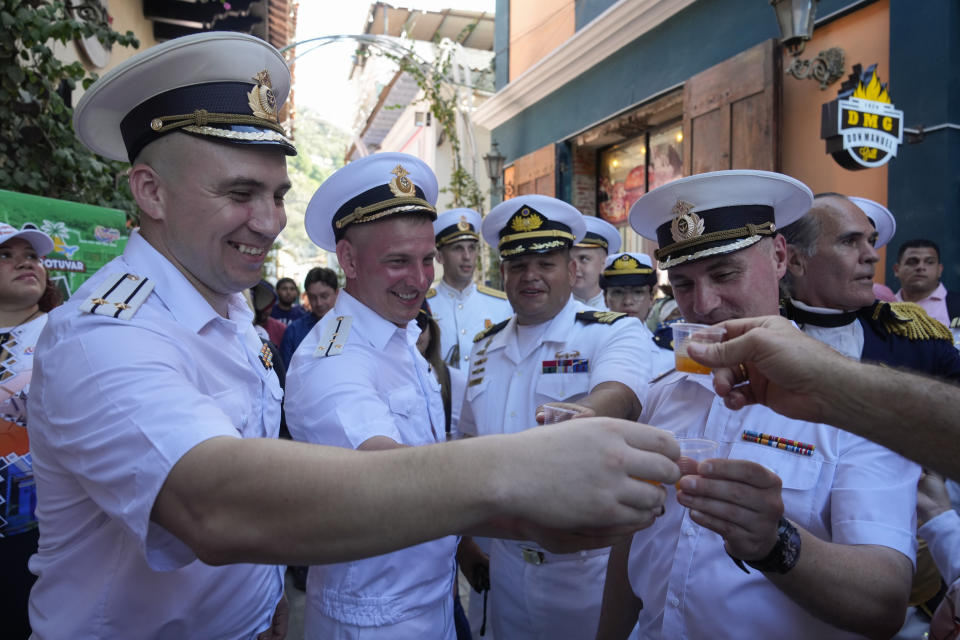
[
  {"xmin": 284, "ymin": 152, "xmax": 464, "ymax": 638},
  {"xmin": 459, "ymin": 194, "xmax": 654, "ymax": 640},
  {"xmin": 28, "ymin": 33, "xmax": 683, "ymax": 640},
  {"xmin": 597, "ymin": 171, "xmax": 920, "ymax": 640},
  {"xmin": 780, "ymin": 194, "xmax": 960, "ymax": 379}
]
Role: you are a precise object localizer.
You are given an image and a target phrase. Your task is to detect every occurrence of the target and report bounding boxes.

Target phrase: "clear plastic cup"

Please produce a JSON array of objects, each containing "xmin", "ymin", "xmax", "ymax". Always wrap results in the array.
[
  {"xmin": 541, "ymin": 404, "xmax": 580, "ymax": 424},
  {"xmin": 672, "ymin": 323, "xmax": 726, "ymax": 374},
  {"xmin": 676, "ymin": 437, "xmax": 719, "ymax": 479}
]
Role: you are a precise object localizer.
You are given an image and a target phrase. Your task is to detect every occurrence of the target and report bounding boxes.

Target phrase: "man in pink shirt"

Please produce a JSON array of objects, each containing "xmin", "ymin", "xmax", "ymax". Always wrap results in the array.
[{"xmin": 894, "ymin": 239, "xmax": 958, "ymax": 329}]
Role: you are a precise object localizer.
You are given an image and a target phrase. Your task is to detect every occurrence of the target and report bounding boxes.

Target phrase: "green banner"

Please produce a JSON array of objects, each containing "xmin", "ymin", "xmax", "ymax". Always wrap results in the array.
[{"xmin": 0, "ymin": 189, "xmax": 128, "ymax": 300}]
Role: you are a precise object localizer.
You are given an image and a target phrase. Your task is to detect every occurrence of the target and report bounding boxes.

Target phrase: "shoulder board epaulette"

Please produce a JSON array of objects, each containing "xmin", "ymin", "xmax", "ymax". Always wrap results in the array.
[
  {"xmin": 314, "ymin": 315, "xmax": 352, "ymax": 358},
  {"xmin": 79, "ymin": 273, "xmax": 154, "ymax": 320},
  {"xmin": 474, "ymin": 317, "xmax": 510, "ymax": 343},
  {"xmin": 426, "ymin": 288, "xmax": 437, "ymax": 299},
  {"xmin": 871, "ymin": 302, "xmax": 953, "ymax": 342},
  {"xmin": 477, "ymin": 284, "xmax": 508, "ymax": 300},
  {"xmin": 576, "ymin": 310, "xmax": 628, "ymax": 325}
]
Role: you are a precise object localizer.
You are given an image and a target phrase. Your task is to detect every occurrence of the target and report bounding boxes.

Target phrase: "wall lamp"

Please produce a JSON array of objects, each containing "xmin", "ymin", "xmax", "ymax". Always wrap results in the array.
[{"xmin": 770, "ymin": 0, "xmax": 845, "ymax": 90}]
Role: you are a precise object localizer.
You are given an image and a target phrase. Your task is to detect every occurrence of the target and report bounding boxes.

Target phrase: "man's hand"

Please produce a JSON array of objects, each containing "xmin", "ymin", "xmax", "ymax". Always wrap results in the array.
[
  {"xmin": 918, "ymin": 470, "xmax": 953, "ymax": 526},
  {"xmin": 676, "ymin": 458, "xmax": 784, "ymax": 561},
  {"xmin": 496, "ymin": 418, "xmax": 680, "ymax": 532},
  {"xmin": 535, "ymin": 402, "xmax": 595, "ymax": 424},
  {"xmin": 685, "ymin": 315, "xmax": 847, "ymax": 423},
  {"xmin": 256, "ymin": 592, "xmax": 289, "ymax": 640}
]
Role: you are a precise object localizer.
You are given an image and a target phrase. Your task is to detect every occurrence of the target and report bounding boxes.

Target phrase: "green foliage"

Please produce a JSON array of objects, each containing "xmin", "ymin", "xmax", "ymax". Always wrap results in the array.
[
  {"xmin": 0, "ymin": 0, "xmax": 139, "ymax": 223},
  {"xmin": 372, "ymin": 44, "xmax": 484, "ymax": 212},
  {"xmin": 276, "ymin": 107, "xmax": 351, "ymax": 263}
]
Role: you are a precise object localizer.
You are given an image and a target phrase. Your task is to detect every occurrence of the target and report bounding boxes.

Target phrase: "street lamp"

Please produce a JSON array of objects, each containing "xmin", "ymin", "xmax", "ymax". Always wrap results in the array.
[
  {"xmin": 483, "ymin": 140, "xmax": 506, "ymax": 204},
  {"xmin": 770, "ymin": 0, "xmax": 845, "ymax": 90}
]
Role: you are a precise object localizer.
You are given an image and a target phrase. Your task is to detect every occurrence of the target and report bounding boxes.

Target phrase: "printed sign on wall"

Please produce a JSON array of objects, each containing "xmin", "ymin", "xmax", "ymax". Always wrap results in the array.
[{"xmin": 821, "ymin": 64, "xmax": 903, "ymax": 170}]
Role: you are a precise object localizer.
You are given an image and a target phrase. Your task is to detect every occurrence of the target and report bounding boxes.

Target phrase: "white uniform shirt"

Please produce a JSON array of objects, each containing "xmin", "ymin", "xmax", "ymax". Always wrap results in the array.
[
  {"xmin": 459, "ymin": 297, "xmax": 651, "ymax": 437},
  {"xmin": 628, "ymin": 371, "xmax": 919, "ymax": 640},
  {"xmin": 27, "ymin": 231, "xmax": 284, "ymax": 640},
  {"xmin": 429, "ymin": 280, "xmax": 512, "ymax": 369},
  {"xmin": 575, "ymin": 290, "xmax": 608, "ymax": 310},
  {"xmin": 284, "ymin": 290, "xmax": 458, "ymax": 632},
  {"xmin": 459, "ymin": 297, "xmax": 652, "ymax": 639}
]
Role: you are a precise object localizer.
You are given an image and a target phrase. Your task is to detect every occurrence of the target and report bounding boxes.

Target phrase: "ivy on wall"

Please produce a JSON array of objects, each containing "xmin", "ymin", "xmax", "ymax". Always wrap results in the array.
[{"xmin": 0, "ymin": 0, "xmax": 139, "ymax": 222}]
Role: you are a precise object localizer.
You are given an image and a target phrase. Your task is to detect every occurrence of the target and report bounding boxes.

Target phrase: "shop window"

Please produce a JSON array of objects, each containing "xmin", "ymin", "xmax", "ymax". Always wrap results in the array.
[{"xmin": 597, "ymin": 122, "xmax": 683, "ymax": 253}]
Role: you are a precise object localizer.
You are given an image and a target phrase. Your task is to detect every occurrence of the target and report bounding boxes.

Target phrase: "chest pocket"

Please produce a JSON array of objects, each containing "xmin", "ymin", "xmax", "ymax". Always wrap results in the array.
[
  {"xmin": 211, "ymin": 388, "xmax": 252, "ymax": 435},
  {"xmin": 387, "ymin": 384, "xmax": 435, "ymax": 446},
  {"xmin": 535, "ymin": 372, "xmax": 591, "ymax": 403},
  {"xmin": 728, "ymin": 441, "xmax": 825, "ymax": 525}
]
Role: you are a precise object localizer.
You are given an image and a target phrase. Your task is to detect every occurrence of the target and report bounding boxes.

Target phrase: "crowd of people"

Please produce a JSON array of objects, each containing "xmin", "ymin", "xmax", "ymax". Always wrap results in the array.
[{"xmin": 6, "ymin": 31, "xmax": 960, "ymax": 640}]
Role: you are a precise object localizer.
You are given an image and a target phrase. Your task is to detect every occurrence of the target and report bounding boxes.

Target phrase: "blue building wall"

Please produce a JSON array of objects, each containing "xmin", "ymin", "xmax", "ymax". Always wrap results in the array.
[{"xmin": 888, "ymin": 0, "xmax": 960, "ymax": 290}]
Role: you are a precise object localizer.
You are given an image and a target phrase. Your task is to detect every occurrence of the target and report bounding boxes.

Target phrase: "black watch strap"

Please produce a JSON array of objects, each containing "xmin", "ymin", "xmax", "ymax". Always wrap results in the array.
[{"xmin": 727, "ymin": 517, "xmax": 801, "ymax": 575}]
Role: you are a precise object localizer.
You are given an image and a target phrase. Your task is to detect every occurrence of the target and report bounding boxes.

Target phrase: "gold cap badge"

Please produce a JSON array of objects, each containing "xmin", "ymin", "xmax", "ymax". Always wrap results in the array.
[
  {"xmin": 247, "ymin": 70, "xmax": 279, "ymax": 123},
  {"xmin": 670, "ymin": 199, "xmax": 705, "ymax": 243},
  {"xmin": 510, "ymin": 207, "xmax": 543, "ymax": 233},
  {"xmin": 457, "ymin": 215, "xmax": 470, "ymax": 231},
  {"xmin": 389, "ymin": 164, "xmax": 416, "ymax": 197}
]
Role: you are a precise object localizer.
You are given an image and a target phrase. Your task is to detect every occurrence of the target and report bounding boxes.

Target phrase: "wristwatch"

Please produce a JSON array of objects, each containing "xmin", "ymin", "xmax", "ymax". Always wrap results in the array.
[{"xmin": 728, "ymin": 517, "xmax": 801, "ymax": 574}]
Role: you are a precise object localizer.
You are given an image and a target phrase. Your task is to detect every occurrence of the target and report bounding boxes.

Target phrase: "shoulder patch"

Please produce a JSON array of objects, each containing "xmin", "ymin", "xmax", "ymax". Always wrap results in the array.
[
  {"xmin": 79, "ymin": 273, "xmax": 154, "ymax": 320},
  {"xmin": 576, "ymin": 310, "xmax": 628, "ymax": 325},
  {"xmin": 473, "ymin": 317, "xmax": 510, "ymax": 342},
  {"xmin": 871, "ymin": 302, "xmax": 953, "ymax": 342},
  {"xmin": 314, "ymin": 315, "xmax": 352, "ymax": 358},
  {"xmin": 426, "ymin": 288, "xmax": 437, "ymax": 299},
  {"xmin": 477, "ymin": 284, "xmax": 508, "ymax": 300}
]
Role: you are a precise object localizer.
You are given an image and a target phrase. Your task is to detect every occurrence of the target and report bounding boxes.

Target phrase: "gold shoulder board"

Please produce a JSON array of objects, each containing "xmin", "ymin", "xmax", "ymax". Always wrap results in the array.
[
  {"xmin": 576, "ymin": 310, "xmax": 628, "ymax": 325},
  {"xmin": 474, "ymin": 317, "xmax": 510, "ymax": 342},
  {"xmin": 477, "ymin": 284, "xmax": 508, "ymax": 300},
  {"xmin": 426, "ymin": 288, "xmax": 437, "ymax": 299}
]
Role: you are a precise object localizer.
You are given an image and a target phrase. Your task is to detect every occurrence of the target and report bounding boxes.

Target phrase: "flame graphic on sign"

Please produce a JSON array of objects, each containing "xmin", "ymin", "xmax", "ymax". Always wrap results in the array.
[{"xmin": 852, "ymin": 70, "xmax": 891, "ymax": 104}]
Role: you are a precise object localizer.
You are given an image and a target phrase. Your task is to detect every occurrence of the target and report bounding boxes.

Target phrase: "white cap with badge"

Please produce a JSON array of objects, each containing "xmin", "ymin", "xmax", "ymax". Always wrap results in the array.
[
  {"xmin": 304, "ymin": 152, "xmax": 438, "ymax": 252},
  {"xmin": 434, "ymin": 208, "xmax": 482, "ymax": 247},
  {"xmin": 628, "ymin": 170, "xmax": 813, "ymax": 269},
  {"xmin": 74, "ymin": 31, "xmax": 295, "ymax": 163},
  {"xmin": 482, "ymin": 195, "xmax": 586, "ymax": 260}
]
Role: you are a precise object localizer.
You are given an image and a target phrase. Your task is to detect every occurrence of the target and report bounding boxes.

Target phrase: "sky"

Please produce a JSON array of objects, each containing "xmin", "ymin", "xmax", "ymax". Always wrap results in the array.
[{"xmin": 293, "ymin": 0, "xmax": 495, "ymax": 131}]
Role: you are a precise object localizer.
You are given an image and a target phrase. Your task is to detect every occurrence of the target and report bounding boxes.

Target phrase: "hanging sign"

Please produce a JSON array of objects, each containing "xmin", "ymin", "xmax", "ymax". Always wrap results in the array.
[{"xmin": 821, "ymin": 64, "xmax": 903, "ymax": 170}]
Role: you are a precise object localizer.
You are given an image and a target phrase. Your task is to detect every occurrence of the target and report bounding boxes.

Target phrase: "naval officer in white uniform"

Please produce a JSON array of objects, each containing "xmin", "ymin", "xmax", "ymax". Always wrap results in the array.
[
  {"xmin": 572, "ymin": 215, "xmax": 621, "ymax": 310},
  {"xmin": 459, "ymin": 194, "xmax": 653, "ymax": 640},
  {"xmin": 428, "ymin": 208, "xmax": 512, "ymax": 368}
]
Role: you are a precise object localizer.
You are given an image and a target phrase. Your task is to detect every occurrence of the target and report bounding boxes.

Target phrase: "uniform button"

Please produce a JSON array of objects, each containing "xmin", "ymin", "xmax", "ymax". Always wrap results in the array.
[
  {"xmin": 458, "ymin": 304, "xmax": 463, "ymax": 310},
  {"xmin": 684, "ymin": 528, "xmax": 695, "ymax": 537},
  {"xmin": 669, "ymin": 596, "xmax": 680, "ymax": 608},
  {"xmin": 463, "ymin": 355, "xmax": 470, "ymax": 361},
  {"xmin": 516, "ymin": 371, "xmax": 521, "ymax": 376},
  {"xmin": 510, "ymin": 411, "xmax": 517, "ymax": 417},
  {"xmin": 461, "ymin": 329, "xmax": 466, "ymax": 334}
]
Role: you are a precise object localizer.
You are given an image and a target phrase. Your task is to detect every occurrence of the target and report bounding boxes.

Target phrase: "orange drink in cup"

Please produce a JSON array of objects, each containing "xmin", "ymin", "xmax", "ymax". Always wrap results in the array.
[{"xmin": 671, "ymin": 323, "xmax": 726, "ymax": 374}]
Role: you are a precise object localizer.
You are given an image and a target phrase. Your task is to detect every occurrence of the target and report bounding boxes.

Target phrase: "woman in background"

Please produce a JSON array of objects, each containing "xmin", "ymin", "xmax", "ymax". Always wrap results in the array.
[{"xmin": 0, "ymin": 223, "xmax": 58, "ymax": 639}]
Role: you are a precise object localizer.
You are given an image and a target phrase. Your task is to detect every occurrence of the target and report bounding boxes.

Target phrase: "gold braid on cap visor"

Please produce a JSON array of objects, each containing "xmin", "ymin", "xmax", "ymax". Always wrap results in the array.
[
  {"xmin": 335, "ymin": 197, "xmax": 437, "ymax": 230},
  {"xmin": 499, "ymin": 229, "xmax": 575, "ymax": 247},
  {"xmin": 602, "ymin": 266, "xmax": 654, "ymax": 276},
  {"xmin": 574, "ymin": 238, "xmax": 609, "ymax": 249},
  {"xmin": 437, "ymin": 230, "xmax": 480, "ymax": 247},
  {"xmin": 150, "ymin": 108, "xmax": 291, "ymax": 141},
  {"xmin": 654, "ymin": 221, "xmax": 777, "ymax": 269}
]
